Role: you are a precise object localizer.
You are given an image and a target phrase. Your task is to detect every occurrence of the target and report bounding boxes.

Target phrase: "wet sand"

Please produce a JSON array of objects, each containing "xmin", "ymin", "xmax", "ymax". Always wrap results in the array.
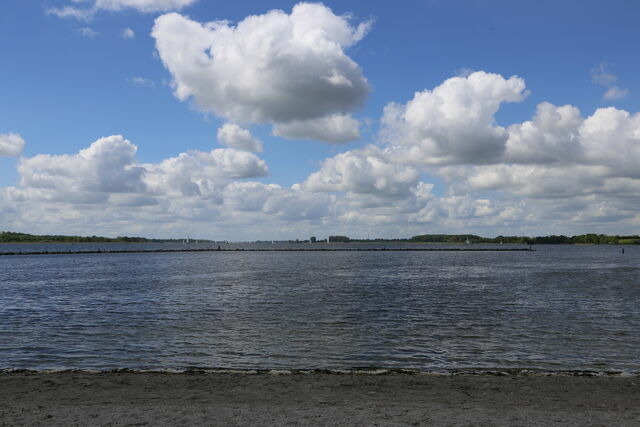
[{"xmin": 1, "ymin": 371, "xmax": 639, "ymax": 426}]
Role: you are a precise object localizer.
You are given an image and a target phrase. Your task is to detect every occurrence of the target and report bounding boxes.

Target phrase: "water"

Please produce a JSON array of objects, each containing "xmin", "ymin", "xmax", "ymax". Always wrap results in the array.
[{"xmin": 1, "ymin": 244, "xmax": 638, "ymax": 372}]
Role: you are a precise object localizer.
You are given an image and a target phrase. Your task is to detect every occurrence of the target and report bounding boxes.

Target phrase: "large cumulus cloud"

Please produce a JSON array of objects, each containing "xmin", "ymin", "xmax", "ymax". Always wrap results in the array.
[
  {"xmin": 18, "ymin": 135, "xmax": 146, "ymax": 197},
  {"xmin": 454, "ymin": 105, "xmax": 640, "ymax": 199},
  {"xmin": 11, "ymin": 135, "xmax": 267, "ymax": 205},
  {"xmin": 382, "ymin": 71, "xmax": 527, "ymax": 165},
  {"xmin": 377, "ymin": 70, "xmax": 640, "ymax": 221},
  {"xmin": 152, "ymin": 3, "xmax": 370, "ymax": 142}
]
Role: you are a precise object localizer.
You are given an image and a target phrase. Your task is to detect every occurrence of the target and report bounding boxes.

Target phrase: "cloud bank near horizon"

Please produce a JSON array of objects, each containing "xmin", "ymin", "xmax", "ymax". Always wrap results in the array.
[
  {"xmin": 2, "ymin": 70, "xmax": 640, "ymax": 239},
  {"xmin": 4, "ymin": 3, "xmax": 639, "ymax": 239}
]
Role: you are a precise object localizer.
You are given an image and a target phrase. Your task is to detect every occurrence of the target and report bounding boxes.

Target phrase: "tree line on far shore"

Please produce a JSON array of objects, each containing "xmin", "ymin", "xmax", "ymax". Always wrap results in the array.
[
  {"xmin": 328, "ymin": 234, "xmax": 640, "ymax": 244},
  {"xmin": 0, "ymin": 231, "xmax": 153, "ymax": 243},
  {"xmin": 2, "ymin": 231, "xmax": 639, "ymax": 245}
]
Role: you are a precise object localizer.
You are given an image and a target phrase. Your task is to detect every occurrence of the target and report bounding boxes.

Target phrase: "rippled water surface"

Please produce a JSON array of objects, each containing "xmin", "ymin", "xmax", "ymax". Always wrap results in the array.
[{"xmin": 1, "ymin": 244, "xmax": 638, "ymax": 371}]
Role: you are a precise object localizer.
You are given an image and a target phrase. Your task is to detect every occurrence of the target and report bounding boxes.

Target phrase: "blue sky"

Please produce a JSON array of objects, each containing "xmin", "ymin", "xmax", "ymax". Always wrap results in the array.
[{"xmin": 1, "ymin": 0, "xmax": 639, "ymax": 239}]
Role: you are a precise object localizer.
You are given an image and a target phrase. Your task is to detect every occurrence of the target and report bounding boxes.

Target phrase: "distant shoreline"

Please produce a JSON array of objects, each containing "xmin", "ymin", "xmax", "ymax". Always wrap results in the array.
[
  {"xmin": 0, "ymin": 241, "xmax": 637, "ymax": 247},
  {"xmin": 2, "ymin": 231, "xmax": 639, "ymax": 245}
]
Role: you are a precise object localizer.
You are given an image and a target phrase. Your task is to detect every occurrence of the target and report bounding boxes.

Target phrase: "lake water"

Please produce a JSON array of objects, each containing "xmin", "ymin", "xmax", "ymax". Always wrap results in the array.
[{"xmin": 1, "ymin": 244, "xmax": 638, "ymax": 372}]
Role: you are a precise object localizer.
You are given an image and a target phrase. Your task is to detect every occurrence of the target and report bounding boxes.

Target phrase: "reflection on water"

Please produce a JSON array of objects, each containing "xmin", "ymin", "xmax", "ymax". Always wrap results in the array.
[{"xmin": 0, "ymin": 244, "xmax": 638, "ymax": 371}]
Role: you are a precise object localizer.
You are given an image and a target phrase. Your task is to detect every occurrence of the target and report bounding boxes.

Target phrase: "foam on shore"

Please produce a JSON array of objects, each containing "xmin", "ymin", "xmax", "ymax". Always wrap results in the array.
[{"xmin": 2, "ymin": 367, "xmax": 637, "ymax": 377}]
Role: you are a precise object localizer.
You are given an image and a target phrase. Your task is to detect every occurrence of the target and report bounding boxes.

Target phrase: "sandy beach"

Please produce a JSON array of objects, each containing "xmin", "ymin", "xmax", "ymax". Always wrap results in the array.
[{"xmin": 1, "ymin": 371, "xmax": 638, "ymax": 426}]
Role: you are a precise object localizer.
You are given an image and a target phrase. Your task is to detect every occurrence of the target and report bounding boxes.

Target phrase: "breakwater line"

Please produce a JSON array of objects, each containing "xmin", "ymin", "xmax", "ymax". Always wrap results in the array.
[{"xmin": 0, "ymin": 247, "xmax": 535, "ymax": 256}]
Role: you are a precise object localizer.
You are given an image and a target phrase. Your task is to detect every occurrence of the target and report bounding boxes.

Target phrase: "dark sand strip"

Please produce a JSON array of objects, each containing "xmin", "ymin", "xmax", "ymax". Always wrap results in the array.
[{"xmin": 1, "ymin": 372, "xmax": 638, "ymax": 426}]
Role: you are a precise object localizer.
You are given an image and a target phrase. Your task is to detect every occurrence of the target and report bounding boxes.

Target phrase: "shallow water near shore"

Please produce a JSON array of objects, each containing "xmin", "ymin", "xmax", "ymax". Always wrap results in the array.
[{"xmin": 1, "ymin": 243, "xmax": 638, "ymax": 372}]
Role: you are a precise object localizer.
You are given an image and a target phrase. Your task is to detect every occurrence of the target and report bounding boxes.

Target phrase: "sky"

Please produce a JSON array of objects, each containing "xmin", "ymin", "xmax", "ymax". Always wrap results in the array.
[{"xmin": 1, "ymin": 0, "xmax": 639, "ymax": 240}]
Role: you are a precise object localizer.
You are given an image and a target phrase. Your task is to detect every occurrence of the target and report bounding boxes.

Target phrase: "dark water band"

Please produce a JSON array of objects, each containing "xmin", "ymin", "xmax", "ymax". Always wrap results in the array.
[{"xmin": 0, "ymin": 247, "xmax": 534, "ymax": 256}]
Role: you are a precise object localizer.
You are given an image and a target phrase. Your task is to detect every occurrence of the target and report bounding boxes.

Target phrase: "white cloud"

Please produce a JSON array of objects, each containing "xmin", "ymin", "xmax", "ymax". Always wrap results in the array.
[
  {"xmin": 579, "ymin": 107, "xmax": 640, "ymax": 176},
  {"xmin": 382, "ymin": 71, "xmax": 527, "ymax": 165},
  {"xmin": 460, "ymin": 164, "xmax": 605, "ymax": 198},
  {"xmin": 455, "ymin": 67, "xmax": 476, "ymax": 78},
  {"xmin": 95, "ymin": 0, "xmax": 197, "ymax": 12},
  {"xmin": 449, "ymin": 105, "xmax": 640, "ymax": 199},
  {"xmin": 222, "ymin": 181, "xmax": 281, "ymax": 212},
  {"xmin": 48, "ymin": 0, "xmax": 197, "ymax": 20},
  {"xmin": 273, "ymin": 114, "xmax": 360, "ymax": 143},
  {"xmin": 223, "ymin": 181, "xmax": 334, "ymax": 220},
  {"xmin": 591, "ymin": 63, "xmax": 617, "ymax": 86},
  {"xmin": 217, "ymin": 123, "xmax": 263, "ymax": 153},
  {"xmin": 127, "ymin": 76, "xmax": 155, "ymax": 87},
  {"xmin": 143, "ymin": 148, "xmax": 268, "ymax": 198},
  {"xmin": 78, "ymin": 27, "xmax": 99, "ymax": 37},
  {"xmin": 17, "ymin": 135, "xmax": 146, "ymax": 198},
  {"xmin": 370, "ymin": 70, "xmax": 640, "ymax": 233},
  {"xmin": 11, "ymin": 135, "xmax": 267, "ymax": 208},
  {"xmin": 591, "ymin": 62, "xmax": 629, "ymax": 101},
  {"xmin": 260, "ymin": 186, "xmax": 333, "ymax": 220},
  {"xmin": 47, "ymin": 6, "xmax": 92, "ymax": 20},
  {"xmin": 603, "ymin": 86, "xmax": 629, "ymax": 100},
  {"xmin": 4, "ymin": 69, "xmax": 640, "ymax": 239},
  {"xmin": 152, "ymin": 3, "xmax": 371, "ymax": 140},
  {"xmin": 122, "ymin": 28, "xmax": 135, "ymax": 39},
  {"xmin": 503, "ymin": 102, "xmax": 583, "ymax": 164},
  {"xmin": 0, "ymin": 133, "xmax": 26, "ymax": 157},
  {"xmin": 303, "ymin": 149, "xmax": 420, "ymax": 198}
]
